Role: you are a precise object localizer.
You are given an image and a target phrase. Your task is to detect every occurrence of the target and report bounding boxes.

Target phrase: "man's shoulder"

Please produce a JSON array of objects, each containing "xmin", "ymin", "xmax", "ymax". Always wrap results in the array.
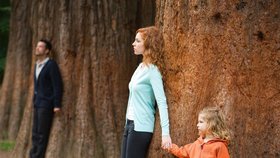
[
  {"xmin": 46, "ymin": 59, "xmax": 59, "ymax": 67},
  {"xmin": 47, "ymin": 59, "xmax": 57, "ymax": 64}
]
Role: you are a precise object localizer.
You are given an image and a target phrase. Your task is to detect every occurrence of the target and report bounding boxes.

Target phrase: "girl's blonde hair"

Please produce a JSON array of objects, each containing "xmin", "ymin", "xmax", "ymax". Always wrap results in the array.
[
  {"xmin": 199, "ymin": 106, "xmax": 231, "ymax": 141},
  {"xmin": 136, "ymin": 26, "xmax": 165, "ymax": 74}
]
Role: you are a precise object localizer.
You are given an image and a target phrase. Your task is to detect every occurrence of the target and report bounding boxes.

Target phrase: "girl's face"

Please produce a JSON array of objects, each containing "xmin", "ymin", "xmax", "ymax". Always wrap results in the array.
[
  {"xmin": 132, "ymin": 32, "xmax": 145, "ymax": 55},
  {"xmin": 197, "ymin": 114, "xmax": 209, "ymax": 137}
]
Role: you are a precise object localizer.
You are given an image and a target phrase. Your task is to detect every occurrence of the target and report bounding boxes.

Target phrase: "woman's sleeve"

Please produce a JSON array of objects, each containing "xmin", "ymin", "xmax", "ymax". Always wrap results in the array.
[
  {"xmin": 169, "ymin": 143, "xmax": 190, "ymax": 158},
  {"xmin": 150, "ymin": 66, "xmax": 170, "ymax": 136}
]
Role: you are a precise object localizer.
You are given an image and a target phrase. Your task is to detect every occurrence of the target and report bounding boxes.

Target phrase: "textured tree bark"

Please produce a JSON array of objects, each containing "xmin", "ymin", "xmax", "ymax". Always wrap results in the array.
[
  {"xmin": 0, "ymin": 0, "xmax": 155, "ymax": 158},
  {"xmin": 150, "ymin": 0, "xmax": 280, "ymax": 157},
  {"xmin": 0, "ymin": 0, "xmax": 33, "ymax": 140}
]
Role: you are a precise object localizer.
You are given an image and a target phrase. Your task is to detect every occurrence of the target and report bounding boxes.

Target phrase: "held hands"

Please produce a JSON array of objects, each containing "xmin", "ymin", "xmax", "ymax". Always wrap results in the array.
[
  {"xmin": 161, "ymin": 135, "xmax": 172, "ymax": 150},
  {"xmin": 53, "ymin": 107, "xmax": 61, "ymax": 113}
]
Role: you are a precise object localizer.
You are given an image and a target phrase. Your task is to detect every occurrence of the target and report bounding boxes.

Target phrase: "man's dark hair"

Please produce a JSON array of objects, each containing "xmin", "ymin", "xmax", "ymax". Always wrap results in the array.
[{"xmin": 39, "ymin": 39, "xmax": 52, "ymax": 51}]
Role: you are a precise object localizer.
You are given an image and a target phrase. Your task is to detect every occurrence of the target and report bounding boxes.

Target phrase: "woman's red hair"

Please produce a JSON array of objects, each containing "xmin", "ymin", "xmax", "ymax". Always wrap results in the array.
[{"xmin": 136, "ymin": 26, "xmax": 165, "ymax": 75}]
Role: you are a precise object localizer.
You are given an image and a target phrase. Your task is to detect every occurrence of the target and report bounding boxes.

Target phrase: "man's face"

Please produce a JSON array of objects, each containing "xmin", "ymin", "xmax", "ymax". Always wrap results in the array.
[{"xmin": 35, "ymin": 41, "xmax": 49, "ymax": 56}]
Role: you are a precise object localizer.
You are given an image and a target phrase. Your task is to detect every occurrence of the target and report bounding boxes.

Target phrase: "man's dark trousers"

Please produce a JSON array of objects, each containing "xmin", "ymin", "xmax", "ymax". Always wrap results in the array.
[
  {"xmin": 30, "ymin": 59, "xmax": 62, "ymax": 158},
  {"xmin": 30, "ymin": 107, "xmax": 54, "ymax": 158}
]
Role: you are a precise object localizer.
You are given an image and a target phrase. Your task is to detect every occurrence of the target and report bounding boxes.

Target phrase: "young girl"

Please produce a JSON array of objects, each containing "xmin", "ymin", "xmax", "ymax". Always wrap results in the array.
[{"xmin": 165, "ymin": 106, "xmax": 231, "ymax": 158}]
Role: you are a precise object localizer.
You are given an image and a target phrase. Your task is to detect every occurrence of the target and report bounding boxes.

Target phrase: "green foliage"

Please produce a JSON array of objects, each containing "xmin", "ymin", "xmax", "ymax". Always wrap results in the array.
[
  {"xmin": 0, "ymin": 7, "xmax": 10, "ymax": 33},
  {"xmin": 0, "ymin": 0, "xmax": 10, "ymax": 84},
  {"xmin": 0, "ymin": 57, "xmax": 5, "ymax": 83},
  {"xmin": 0, "ymin": 58, "xmax": 5, "ymax": 68},
  {"xmin": 0, "ymin": 3, "xmax": 10, "ymax": 31},
  {"xmin": 0, "ymin": 140, "xmax": 15, "ymax": 151},
  {"xmin": 0, "ymin": 7, "xmax": 10, "ymax": 11}
]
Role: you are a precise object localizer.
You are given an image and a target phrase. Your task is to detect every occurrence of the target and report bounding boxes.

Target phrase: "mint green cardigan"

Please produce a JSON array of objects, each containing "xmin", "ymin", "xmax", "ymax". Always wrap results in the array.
[{"xmin": 126, "ymin": 63, "xmax": 170, "ymax": 136}]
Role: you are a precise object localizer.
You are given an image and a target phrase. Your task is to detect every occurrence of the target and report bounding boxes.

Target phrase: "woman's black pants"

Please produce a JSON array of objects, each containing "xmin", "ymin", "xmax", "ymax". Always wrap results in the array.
[{"xmin": 121, "ymin": 120, "xmax": 153, "ymax": 158}]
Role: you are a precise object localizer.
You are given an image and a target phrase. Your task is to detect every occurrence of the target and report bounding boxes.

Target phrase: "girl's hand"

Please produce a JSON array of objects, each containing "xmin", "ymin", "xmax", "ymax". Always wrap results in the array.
[
  {"xmin": 161, "ymin": 135, "xmax": 172, "ymax": 150},
  {"xmin": 54, "ymin": 107, "xmax": 61, "ymax": 113}
]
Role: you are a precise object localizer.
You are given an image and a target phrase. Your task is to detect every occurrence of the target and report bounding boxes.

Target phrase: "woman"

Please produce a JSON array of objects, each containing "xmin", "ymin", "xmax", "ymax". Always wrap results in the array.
[{"xmin": 121, "ymin": 26, "xmax": 172, "ymax": 158}]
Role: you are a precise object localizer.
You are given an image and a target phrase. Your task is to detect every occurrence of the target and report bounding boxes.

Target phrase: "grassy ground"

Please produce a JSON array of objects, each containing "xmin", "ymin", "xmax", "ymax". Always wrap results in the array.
[{"xmin": 0, "ymin": 140, "xmax": 15, "ymax": 151}]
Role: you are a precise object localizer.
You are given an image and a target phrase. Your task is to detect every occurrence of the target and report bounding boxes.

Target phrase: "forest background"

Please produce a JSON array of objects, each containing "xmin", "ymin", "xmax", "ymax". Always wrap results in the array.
[{"xmin": 0, "ymin": 0, "xmax": 279, "ymax": 158}]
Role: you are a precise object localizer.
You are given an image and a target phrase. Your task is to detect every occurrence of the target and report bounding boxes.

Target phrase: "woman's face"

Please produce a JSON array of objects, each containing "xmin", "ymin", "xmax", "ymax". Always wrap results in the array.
[
  {"xmin": 197, "ymin": 114, "xmax": 208, "ymax": 137},
  {"xmin": 132, "ymin": 32, "xmax": 145, "ymax": 55}
]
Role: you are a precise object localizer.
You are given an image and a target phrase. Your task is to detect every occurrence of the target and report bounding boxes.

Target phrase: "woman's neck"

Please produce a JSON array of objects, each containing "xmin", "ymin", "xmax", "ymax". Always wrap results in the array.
[
  {"xmin": 141, "ymin": 61, "xmax": 151, "ymax": 67},
  {"xmin": 142, "ymin": 56, "xmax": 152, "ymax": 65}
]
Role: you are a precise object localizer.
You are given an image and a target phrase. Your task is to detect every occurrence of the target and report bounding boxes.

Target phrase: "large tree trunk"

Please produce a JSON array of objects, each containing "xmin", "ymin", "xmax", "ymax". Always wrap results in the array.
[
  {"xmin": 0, "ymin": 0, "xmax": 155, "ymax": 158},
  {"xmin": 150, "ymin": 0, "xmax": 280, "ymax": 157},
  {"xmin": 0, "ymin": 0, "xmax": 32, "ymax": 140}
]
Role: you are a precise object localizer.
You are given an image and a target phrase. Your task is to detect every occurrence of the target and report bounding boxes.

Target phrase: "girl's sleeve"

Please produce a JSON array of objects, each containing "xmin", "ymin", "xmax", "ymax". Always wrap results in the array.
[
  {"xmin": 150, "ymin": 66, "xmax": 169, "ymax": 136},
  {"xmin": 217, "ymin": 143, "xmax": 230, "ymax": 158},
  {"xmin": 169, "ymin": 143, "xmax": 190, "ymax": 158}
]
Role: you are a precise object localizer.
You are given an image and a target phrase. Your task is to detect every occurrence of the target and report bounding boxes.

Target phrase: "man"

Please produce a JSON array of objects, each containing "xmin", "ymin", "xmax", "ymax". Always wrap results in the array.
[{"xmin": 30, "ymin": 39, "xmax": 63, "ymax": 158}]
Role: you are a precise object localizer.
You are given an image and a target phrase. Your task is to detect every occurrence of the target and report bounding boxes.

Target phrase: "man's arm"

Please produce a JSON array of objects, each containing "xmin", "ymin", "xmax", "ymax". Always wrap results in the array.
[{"xmin": 50, "ymin": 61, "xmax": 63, "ymax": 112}]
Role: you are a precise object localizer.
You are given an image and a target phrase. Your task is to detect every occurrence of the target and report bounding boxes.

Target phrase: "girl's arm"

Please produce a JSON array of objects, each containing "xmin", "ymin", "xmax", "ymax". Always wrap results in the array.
[{"xmin": 168, "ymin": 143, "xmax": 190, "ymax": 158}]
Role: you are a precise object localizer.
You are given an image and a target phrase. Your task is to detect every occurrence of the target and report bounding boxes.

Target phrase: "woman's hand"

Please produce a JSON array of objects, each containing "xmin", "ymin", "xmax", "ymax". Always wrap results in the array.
[
  {"xmin": 54, "ymin": 107, "xmax": 61, "ymax": 113},
  {"xmin": 161, "ymin": 135, "xmax": 172, "ymax": 150}
]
